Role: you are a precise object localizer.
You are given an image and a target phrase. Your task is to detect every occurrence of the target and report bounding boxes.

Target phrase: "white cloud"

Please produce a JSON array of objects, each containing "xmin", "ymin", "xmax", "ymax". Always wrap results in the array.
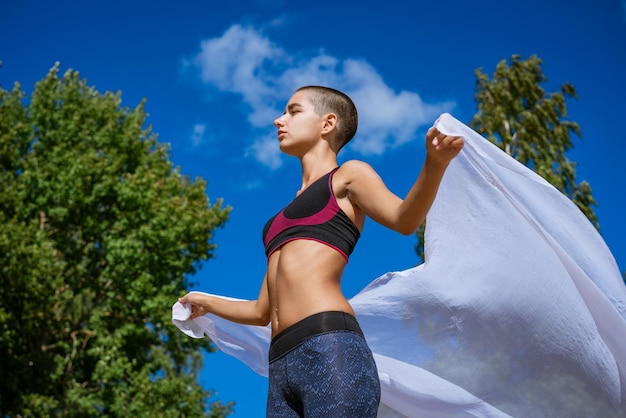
[
  {"xmin": 190, "ymin": 23, "xmax": 454, "ymax": 168},
  {"xmin": 190, "ymin": 123, "xmax": 207, "ymax": 147},
  {"xmin": 192, "ymin": 24, "xmax": 285, "ymax": 127},
  {"xmin": 338, "ymin": 59, "xmax": 450, "ymax": 155},
  {"xmin": 246, "ymin": 133, "xmax": 283, "ymax": 170},
  {"xmin": 241, "ymin": 178, "xmax": 264, "ymax": 192}
]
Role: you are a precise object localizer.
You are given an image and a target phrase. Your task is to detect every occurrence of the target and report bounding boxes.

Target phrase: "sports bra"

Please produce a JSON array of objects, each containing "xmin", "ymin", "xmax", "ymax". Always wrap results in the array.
[{"xmin": 262, "ymin": 167, "xmax": 361, "ymax": 260}]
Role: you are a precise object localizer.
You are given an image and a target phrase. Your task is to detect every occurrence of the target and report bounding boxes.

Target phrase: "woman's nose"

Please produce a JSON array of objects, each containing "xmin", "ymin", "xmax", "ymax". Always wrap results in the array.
[{"xmin": 274, "ymin": 114, "xmax": 286, "ymax": 128}]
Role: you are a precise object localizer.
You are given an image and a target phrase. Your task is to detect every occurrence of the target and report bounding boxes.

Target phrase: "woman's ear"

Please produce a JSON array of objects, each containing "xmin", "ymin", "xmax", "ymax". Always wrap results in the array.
[{"xmin": 321, "ymin": 113, "xmax": 338, "ymax": 136}]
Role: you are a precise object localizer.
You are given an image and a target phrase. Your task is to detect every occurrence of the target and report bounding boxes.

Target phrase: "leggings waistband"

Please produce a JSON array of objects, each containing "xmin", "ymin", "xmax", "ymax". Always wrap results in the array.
[{"xmin": 269, "ymin": 311, "xmax": 364, "ymax": 362}]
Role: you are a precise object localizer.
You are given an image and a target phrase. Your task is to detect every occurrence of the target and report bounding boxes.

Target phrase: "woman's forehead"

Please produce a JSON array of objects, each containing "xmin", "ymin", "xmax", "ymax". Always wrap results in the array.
[{"xmin": 290, "ymin": 90, "xmax": 313, "ymax": 104}]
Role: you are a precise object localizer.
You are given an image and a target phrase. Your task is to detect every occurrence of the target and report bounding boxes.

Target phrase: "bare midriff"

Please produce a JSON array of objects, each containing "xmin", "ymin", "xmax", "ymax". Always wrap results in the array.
[{"xmin": 267, "ymin": 239, "xmax": 355, "ymax": 336}]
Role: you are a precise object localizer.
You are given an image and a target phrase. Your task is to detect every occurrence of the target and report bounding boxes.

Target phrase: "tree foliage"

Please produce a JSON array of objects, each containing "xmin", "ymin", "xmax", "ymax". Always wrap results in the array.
[
  {"xmin": 0, "ymin": 64, "xmax": 232, "ymax": 417},
  {"xmin": 416, "ymin": 55, "xmax": 598, "ymax": 263},
  {"xmin": 470, "ymin": 54, "xmax": 598, "ymax": 227}
]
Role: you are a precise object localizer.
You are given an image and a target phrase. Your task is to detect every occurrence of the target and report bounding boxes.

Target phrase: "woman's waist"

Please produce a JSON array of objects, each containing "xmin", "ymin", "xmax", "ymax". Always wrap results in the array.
[
  {"xmin": 271, "ymin": 297, "xmax": 355, "ymax": 335},
  {"xmin": 269, "ymin": 310, "xmax": 364, "ymax": 362}
]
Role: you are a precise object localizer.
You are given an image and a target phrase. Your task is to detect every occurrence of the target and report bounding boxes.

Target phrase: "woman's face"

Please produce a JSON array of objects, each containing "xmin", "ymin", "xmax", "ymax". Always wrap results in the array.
[{"xmin": 273, "ymin": 90, "xmax": 324, "ymax": 156}]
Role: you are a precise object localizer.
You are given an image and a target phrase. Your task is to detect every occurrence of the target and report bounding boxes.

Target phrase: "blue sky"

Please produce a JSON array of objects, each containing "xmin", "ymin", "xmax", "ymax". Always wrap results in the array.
[{"xmin": 2, "ymin": 1, "xmax": 625, "ymax": 415}]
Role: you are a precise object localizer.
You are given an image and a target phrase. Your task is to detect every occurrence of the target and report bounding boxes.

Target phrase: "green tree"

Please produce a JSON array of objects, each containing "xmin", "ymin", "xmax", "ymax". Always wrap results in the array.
[
  {"xmin": 415, "ymin": 54, "xmax": 598, "ymax": 263},
  {"xmin": 470, "ymin": 54, "xmax": 597, "ymax": 226},
  {"xmin": 0, "ymin": 63, "xmax": 232, "ymax": 417}
]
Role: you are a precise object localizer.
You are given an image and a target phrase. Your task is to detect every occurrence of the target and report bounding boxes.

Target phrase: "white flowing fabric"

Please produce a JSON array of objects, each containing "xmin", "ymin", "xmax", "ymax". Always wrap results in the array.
[{"xmin": 173, "ymin": 114, "xmax": 626, "ymax": 417}]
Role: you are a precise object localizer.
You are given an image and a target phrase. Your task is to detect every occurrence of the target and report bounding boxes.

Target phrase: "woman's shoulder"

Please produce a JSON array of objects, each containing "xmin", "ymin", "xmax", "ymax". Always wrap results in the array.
[
  {"xmin": 337, "ymin": 160, "xmax": 381, "ymax": 182},
  {"xmin": 338, "ymin": 159, "xmax": 375, "ymax": 174}
]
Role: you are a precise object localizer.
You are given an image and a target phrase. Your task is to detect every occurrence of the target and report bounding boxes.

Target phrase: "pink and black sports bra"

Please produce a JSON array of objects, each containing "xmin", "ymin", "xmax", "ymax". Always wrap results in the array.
[{"xmin": 262, "ymin": 167, "xmax": 360, "ymax": 261}]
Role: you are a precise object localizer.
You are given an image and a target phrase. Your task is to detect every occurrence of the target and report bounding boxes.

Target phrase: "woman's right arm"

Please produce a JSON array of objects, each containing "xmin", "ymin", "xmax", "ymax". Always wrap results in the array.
[{"xmin": 178, "ymin": 273, "xmax": 271, "ymax": 326}]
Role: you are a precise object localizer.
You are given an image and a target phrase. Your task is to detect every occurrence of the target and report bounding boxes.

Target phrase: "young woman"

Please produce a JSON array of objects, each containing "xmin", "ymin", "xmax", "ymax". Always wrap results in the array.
[{"xmin": 178, "ymin": 86, "xmax": 464, "ymax": 417}]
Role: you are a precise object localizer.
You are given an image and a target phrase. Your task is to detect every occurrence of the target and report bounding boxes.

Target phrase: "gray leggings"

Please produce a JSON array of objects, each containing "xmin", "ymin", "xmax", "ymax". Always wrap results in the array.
[{"xmin": 267, "ymin": 312, "xmax": 380, "ymax": 417}]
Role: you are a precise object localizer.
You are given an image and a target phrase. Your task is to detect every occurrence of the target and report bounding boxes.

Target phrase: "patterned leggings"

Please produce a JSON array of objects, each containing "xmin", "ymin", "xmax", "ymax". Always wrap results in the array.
[{"xmin": 267, "ymin": 312, "xmax": 380, "ymax": 417}]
